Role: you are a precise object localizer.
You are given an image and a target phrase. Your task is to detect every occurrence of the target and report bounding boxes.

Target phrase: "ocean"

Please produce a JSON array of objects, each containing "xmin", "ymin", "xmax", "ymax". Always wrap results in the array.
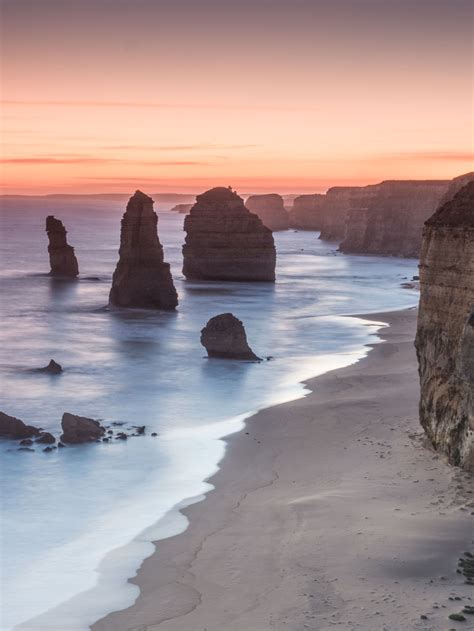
[{"xmin": 0, "ymin": 197, "xmax": 419, "ymax": 629}]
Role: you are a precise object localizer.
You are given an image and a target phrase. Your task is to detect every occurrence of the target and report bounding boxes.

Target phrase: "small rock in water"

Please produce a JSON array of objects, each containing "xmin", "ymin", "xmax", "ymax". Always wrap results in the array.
[
  {"xmin": 38, "ymin": 359, "xmax": 63, "ymax": 374},
  {"xmin": 201, "ymin": 313, "xmax": 261, "ymax": 360},
  {"xmin": 0, "ymin": 411, "xmax": 41, "ymax": 440},
  {"xmin": 36, "ymin": 432, "xmax": 56, "ymax": 444}
]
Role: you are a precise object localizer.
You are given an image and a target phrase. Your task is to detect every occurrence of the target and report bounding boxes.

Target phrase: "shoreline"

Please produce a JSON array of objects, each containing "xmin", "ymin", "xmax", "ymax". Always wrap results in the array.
[{"xmin": 93, "ymin": 307, "xmax": 474, "ymax": 631}]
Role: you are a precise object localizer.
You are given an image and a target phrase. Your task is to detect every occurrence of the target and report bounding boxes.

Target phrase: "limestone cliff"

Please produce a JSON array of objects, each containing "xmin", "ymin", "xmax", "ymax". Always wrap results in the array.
[
  {"xmin": 46, "ymin": 216, "xmax": 79, "ymax": 277},
  {"xmin": 245, "ymin": 194, "xmax": 289, "ymax": 231},
  {"xmin": 109, "ymin": 190, "xmax": 178, "ymax": 309},
  {"xmin": 318, "ymin": 187, "xmax": 366, "ymax": 241},
  {"xmin": 339, "ymin": 180, "xmax": 449, "ymax": 257},
  {"xmin": 288, "ymin": 194, "xmax": 326, "ymax": 231},
  {"xmin": 182, "ymin": 187, "xmax": 276, "ymax": 281},
  {"xmin": 415, "ymin": 182, "xmax": 474, "ymax": 470}
]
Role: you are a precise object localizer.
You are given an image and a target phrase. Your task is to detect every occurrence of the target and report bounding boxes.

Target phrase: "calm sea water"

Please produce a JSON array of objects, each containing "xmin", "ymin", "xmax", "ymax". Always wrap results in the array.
[{"xmin": 0, "ymin": 198, "xmax": 419, "ymax": 630}]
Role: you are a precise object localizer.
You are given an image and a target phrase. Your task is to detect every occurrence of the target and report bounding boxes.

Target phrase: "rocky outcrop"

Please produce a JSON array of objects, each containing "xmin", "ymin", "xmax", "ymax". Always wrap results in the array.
[
  {"xmin": 245, "ymin": 194, "xmax": 289, "ymax": 231},
  {"xmin": 109, "ymin": 190, "xmax": 178, "ymax": 309},
  {"xmin": 339, "ymin": 180, "xmax": 449, "ymax": 257},
  {"xmin": 46, "ymin": 216, "xmax": 79, "ymax": 277},
  {"xmin": 318, "ymin": 187, "xmax": 368, "ymax": 241},
  {"xmin": 170, "ymin": 203, "xmax": 193, "ymax": 214},
  {"xmin": 288, "ymin": 194, "xmax": 327, "ymax": 230},
  {"xmin": 438, "ymin": 172, "xmax": 474, "ymax": 206},
  {"xmin": 36, "ymin": 432, "xmax": 56, "ymax": 444},
  {"xmin": 182, "ymin": 187, "xmax": 276, "ymax": 281},
  {"xmin": 0, "ymin": 411, "xmax": 41, "ymax": 439},
  {"xmin": 201, "ymin": 313, "xmax": 260, "ymax": 360},
  {"xmin": 415, "ymin": 182, "xmax": 474, "ymax": 471},
  {"xmin": 60, "ymin": 412, "xmax": 105, "ymax": 443}
]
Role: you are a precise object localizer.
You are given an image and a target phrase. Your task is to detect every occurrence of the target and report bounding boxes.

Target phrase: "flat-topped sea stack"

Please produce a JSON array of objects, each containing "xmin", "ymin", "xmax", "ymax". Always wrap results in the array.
[
  {"xmin": 288, "ymin": 194, "xmax": 327, "ymax": 230},
  {"xmin": 415, "ymin": 182, "xmax": 474, "ymax": 471},
  {"xmin": 201, "ymin": 313, "xmax": 260, "ymax": 360},
  {"xmin": 245, "ymin": 194, "xmax": 289, "ymax": 231},
  {"xmin": 339, "ymin": 180, "xmax": 449, "ymax": 257},
  {"xmin": 46, "ymin": 216, "xmax": 79, "ymax": 277},
  {"xmin": 182, "ymin": 187, "xmax": 276, "ymax": 281},
  {"xmin": 109, "ymin": 190, "xmax": 178, "ymax": 309}
]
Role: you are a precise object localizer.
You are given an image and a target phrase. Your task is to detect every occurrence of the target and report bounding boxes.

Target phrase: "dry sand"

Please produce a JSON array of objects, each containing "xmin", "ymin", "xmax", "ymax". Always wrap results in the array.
[{"xmin": 93, "ymin": 309, "xmax": 474, "ymax": 631}]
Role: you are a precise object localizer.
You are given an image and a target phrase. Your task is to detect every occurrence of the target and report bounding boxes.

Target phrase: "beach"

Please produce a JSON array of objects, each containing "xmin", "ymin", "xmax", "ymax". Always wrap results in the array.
[{"xmin": 92, "ymin": 308, "xmax": 474, "ymax": 631}]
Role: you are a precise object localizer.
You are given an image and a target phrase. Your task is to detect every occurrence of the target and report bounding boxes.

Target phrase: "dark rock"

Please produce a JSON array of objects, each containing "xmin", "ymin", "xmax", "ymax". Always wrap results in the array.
[
  {"xmin": 60, "ymin": 412, "xmax": 105, "ymax": 444},
  {"xmin": 182, "ymin": 187, "xmax": 276, "ymax": 281},
  {"xmin": 57, "ymin": 442, "xmax": 65, "ymax": 448},
  {"xmin": 134, "ymin": 425, "xmax": 146, "ymax": 435},
  {"xmin": 43, "ymin": 446, "xmax": 56, "ymax": 452},
  {"xmin": 0, "ymin": 411, "xmax": 41, "ymax": 439},
  {"xmin": 415, "ymin": 182, "xmax": 474, "ymax": 471},
  {"xmin": 109, "ymin": 190, "xmax": 178, "ymax": 309},
  {"xmin": 36, "ymin": 432, "xmax": 56, "ymax": 444},
  {"xmin": 17, "ymin": 447, "xmax": 35, "ymax": 452},
  {"xmin": 201, "ymin": 313, "xmax": 260, "ymax": 360},
  {"xmin": 46, "ymin": 216, "xmax": 79, "ymax": 277},
  {"xmin": 19, "ymin": 438, "xmax": 33, "ymax": 446},
  {"xmin": 246, "ymin": 194, "xmax": 289, "ymax": 231},
  {"xmin": 170, "ymin": 203, "xmax": 192, "ymax": 214},
  {"xmin": 151, "ymin": 432, "xmax": 158, "ymax": 437},
  {"xmin": 38, "ymin": 359, "xmax": 63, "ymax": 374},
  {"xmin": 116, "ymin": 432, "xmax": 128, "ymax": 440}
]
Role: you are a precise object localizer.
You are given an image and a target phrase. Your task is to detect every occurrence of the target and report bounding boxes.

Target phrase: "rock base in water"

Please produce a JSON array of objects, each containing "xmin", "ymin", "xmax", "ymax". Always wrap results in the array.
[
  {"xmin": 60, "ymin": 412, "xmax": 105, "ymax": 443},
  {"xmin": 201, "ymin": 313, "xmax": 260, "ymax": 360},
  {"xmin": 0, "ymin": 411, "xmax": 41, "ymax": 439},
  {"xmin": 46, "ymin": 216, "xmax": 79, "ymax": 277},
  {"xmin": 38, "ymin": 359, "xmax": 63, "ymax": 374}
]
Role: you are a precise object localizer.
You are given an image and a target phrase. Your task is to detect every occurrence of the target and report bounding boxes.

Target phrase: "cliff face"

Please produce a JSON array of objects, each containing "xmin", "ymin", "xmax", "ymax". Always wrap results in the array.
[
  {"xmin": 288, "ymin": 194, "xmax": 326, "ymax": 230},
  {"xmin": 245, "ymin": 194, "xmax": 289, "ymax": 231},
  {"xmin": 339, "ymin": 180, "xmax": 449, "ymax": 257},
  {"xmin": 415, "ymin": 182, "xmax": 474, "ymax": 471},
  {"xmin": 109, "ymin": 190, "xmax": 178, "ymax": 309},
  {"xmin": 182, "ymin": 187, "xmax": 276, "ymax": 281},
  {"xmin": 318, "ymin": 187, "xmax": 366, "ymax": 241},
  {"xmin": 46, "ymin": 216, "xmax": 79, "ymax": 277}
]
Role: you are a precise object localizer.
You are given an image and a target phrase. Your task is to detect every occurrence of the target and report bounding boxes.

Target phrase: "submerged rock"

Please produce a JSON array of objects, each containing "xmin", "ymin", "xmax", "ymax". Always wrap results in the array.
[
  {"xmin": 182, "ymin": 187, "xmax": 276, "ymax": 281},
  {"xmin": 415, "ymin": 182, "xmax": 474, "ymax": 471},
  {"xmin": 0, "ymin": 411, "xmax": 41, "ymax": 439},
  {"xmin": 38, "ymin": 359, "xmax": 63, "ymax": 374},
  {"xmin": 201, "ymin": 313, "xmax": 260, "ymax": 360},
  {"xmin": 109, "ymin": 190, "xmax": 178, "ymax": 309},
  {"xmin": 46, "ymin": 216, "xmax": 79, "ymax": 277},
  {"xmin": 60, "ymin": 412, "xmax": 105, "ymax": 444},
  {"xmin": 245, "ymin": 194, "xmax": 289, "ymax": 231}
]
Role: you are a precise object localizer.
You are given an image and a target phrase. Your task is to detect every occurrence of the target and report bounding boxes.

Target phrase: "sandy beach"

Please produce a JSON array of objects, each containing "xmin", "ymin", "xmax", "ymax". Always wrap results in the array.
[{"xmin": 93, "ymin": 308, "xmax": 473, "ymax": 631}]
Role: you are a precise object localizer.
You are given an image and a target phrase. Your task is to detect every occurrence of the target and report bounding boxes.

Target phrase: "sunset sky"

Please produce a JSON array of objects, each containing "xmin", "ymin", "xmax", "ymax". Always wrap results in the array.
[{"xmin": 1, "ymin": 0, "xmax": 472, "ymax": 194}]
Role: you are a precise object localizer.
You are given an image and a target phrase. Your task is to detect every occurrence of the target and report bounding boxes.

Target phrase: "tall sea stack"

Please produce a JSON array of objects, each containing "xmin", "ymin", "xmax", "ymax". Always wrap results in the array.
[
  {"xmin": 46, "ymin": 216, "xmax": 79, "ymax": 277},
  {"xmin": 245, "ymin": 194, "xmax": 289, "ymax": 231},
  {"xmin": 109, "ymin": 190, "xmax": 178, "ymax": 309},
  {"xmin": 182, "ymin": 187, "xmax": 276, "ymax": 281},
  {"xmin": 415, "ymin": 182, "xmax": 474, "ymax": 471}
]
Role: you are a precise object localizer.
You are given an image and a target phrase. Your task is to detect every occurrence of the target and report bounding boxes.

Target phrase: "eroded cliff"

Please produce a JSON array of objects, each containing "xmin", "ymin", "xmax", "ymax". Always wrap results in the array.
[
  {"xmin": 245, "ymin": 194, "xmax": 289, "ymax": 231},
  {"xmin": 415, "ymin": 182, "xmax": 474, "ymax": 470},
  {"xmin": 182, "ymin": 187, "xmax": 276, "ymax": 281}
]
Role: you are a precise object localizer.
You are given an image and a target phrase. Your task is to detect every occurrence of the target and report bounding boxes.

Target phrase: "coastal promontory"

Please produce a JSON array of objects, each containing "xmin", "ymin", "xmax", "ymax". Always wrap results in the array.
[
  {"xmin": 109, "ymin": 190, "xmax": 178, "ymax": 309},
  {"xmin": 415, "ymin": 181, "xmax": 474, "ymax": 471},
  {"xmin": 182, "ymin": 187, "xmax": 276, "ymax": 281},
  {"xmin": 46, "ymin": 216, "xmax": 79, "ymax": 277}
]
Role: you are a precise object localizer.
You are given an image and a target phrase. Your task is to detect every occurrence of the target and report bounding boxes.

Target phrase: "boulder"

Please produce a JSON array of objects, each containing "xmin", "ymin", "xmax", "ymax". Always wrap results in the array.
[
  {"xmin": 415, "ymin": 182, "xmax": 474, "ymax": 471},
  {"xmin": 60, "ymin": 412, "xmax": 105, "ymax": 444},
  {"xmin": 36, "ymin": 432, "xmax": 56, "ymax": 444},
  {"xmin": 38, "ymin": 359, "xmax": 62, "ymax": 374},
  {"xmin": 46, "ymin": 216, "xmax": 79, "ymax": 277},
  {"xmin": 182, "ymin": 187, "xmax": 276, "ymax": 281},
  {"xmin": 245, "ymin": 194, "xmax": 289, "ymax": 231},
  {"xmin": 201, "ymin": 313, "xmax": 260, "ymax": 360},
  {"xmin": 109, "ymin": 190, "xmax": 178, "ymax": 309},
  {"xmin": 0, "ymin": 411, "xmax": 41, "ymax": 439}
]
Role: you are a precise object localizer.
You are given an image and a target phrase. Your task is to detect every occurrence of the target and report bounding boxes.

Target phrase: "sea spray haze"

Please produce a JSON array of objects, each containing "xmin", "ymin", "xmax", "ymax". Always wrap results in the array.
[{"xmin": 0, "ymin": 197, "xmax": 420, "ymax": 629}]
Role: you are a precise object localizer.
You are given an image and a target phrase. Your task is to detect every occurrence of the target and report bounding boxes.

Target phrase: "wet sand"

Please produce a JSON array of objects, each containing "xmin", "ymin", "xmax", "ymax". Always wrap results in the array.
[{"xmin": 93, "ymin": 308, "xmax": 474, "ymax": 631}]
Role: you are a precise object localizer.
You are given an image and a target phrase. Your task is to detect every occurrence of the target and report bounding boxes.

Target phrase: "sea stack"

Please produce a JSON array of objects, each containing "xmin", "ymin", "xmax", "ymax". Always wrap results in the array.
[
  {"xmin": 201, "ymin": 313, "xmax": 260, "ymax": 360},
  {"xmin": 46, "ymin": 216, "xmax": 79, "ymax": 277},
  {"xmin": 109, "ymin": 190, "xmax": 178, "ymax": 309},
  {"xmin": 245, "ymin": 194, "xmax": 289, "ymax": 231},
  {"xmin": 415, "ymin": 182, "xmax": 474, "ymax": 471},
  {"xmin": 182, "ymin": 187, "xmax": 276, "ymax": 281}
]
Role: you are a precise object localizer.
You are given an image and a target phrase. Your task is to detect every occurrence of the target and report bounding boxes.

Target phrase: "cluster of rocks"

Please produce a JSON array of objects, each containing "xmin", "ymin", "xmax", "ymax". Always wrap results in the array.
[
  {"xmin": 245, "ymin": 194, "xmax": 289, "ymax": 231},
  {"xmin": 182, "ymin": 187, "xmax": 276, "ymax": 281},
  {"xmin": 46, "ymin": 215, "xmax": 79, "ymax": 277},
  {"xmin": 415, "ymin": 177, "xmax": 474, "ymax": 471},
  {"xmin": 1, "ymin": 410, "xmax": 152, "ymax": 453}
]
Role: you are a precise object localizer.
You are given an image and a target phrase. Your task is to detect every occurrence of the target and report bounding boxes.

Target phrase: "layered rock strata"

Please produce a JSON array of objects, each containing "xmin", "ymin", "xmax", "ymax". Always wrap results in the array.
[
  {"xmin": 245, "ymin": 194, "xmax": 289, "ymax": 231},
  {"xmin": 182, "ymin": 187, "xmax": 276, "ymax": 281},
  {"xmin": 109, "ymin": 190, "xmax": 178, "ymax": 309},
  {"xmin": 201, "ymin": 313, "xmax": 260, "ymax": 360},
  {"xmin": 415, "ymin": 182, "xmax": 474, "ymax": 470},
  {"xmin": 339, "ymin": 180, "xmax": 449, "ymax": 257},
  {"xmin": 46, "ymin": 216, "xmax": 79, "ymax": 277},
  {"xmin": 288, "ymin": 194, "xmax": 327, "ymax": 230}
]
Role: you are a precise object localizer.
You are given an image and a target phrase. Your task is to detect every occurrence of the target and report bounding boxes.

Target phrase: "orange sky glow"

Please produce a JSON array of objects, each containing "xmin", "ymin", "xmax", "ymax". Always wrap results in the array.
[{"xmin": 1, "ymin": 0, "xmax": 472, "ymax": 195}]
